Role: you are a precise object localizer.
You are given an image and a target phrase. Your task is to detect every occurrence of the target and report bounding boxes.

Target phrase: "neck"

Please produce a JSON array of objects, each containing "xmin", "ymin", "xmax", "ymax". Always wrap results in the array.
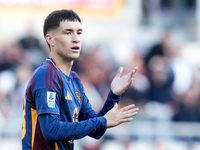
[
  {"xmin": 57, "ymin": 61, "xmax": 73, "ymax": 76},
  {"xmin": 49, "ymin": 54, "xmax": 73, "ymax": 76}
]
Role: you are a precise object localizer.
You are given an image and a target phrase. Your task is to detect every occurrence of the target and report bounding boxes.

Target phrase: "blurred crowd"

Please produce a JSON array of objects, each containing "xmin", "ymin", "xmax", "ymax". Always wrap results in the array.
[
  {"xmin": 0, "ymin": 0, "xmax": 200, "ymax": 149},
  {"xmin": 1, "ymin": 27, "xmax": 200, "ymax": 148},
  {"xmin": 73, "ymin": 29, "xmax": 200, "ymax": 123}
]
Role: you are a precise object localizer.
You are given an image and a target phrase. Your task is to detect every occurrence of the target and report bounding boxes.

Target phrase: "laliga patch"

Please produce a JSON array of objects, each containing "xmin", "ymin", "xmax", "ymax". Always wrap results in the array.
[{"xmin": 47, "ymin": 91, "xmax": 56, "ymax": 108}]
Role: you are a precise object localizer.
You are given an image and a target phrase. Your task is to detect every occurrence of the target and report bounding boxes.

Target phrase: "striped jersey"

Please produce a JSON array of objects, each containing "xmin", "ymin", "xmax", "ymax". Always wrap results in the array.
[{"xmin": 21, "ymin": 57, "xmax": 110, "ymax": 150}]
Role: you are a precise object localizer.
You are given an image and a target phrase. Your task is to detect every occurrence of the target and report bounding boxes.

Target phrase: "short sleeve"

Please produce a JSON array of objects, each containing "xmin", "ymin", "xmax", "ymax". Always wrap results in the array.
[{"xmin": 34, "ymin": 88, "xmax": 60, "ymax": 115}]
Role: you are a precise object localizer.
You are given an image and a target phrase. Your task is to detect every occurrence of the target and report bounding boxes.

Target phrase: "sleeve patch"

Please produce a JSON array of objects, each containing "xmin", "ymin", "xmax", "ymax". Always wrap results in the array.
[{"xmin": 47, "ymin": 91, "xmax": 56, "ymax": 108}]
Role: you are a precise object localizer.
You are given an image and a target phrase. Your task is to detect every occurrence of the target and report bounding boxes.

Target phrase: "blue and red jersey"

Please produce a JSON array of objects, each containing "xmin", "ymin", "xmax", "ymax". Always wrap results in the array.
[{"xmin": 21, "ymin": 57, "xmax": 121, "ymax": 150}]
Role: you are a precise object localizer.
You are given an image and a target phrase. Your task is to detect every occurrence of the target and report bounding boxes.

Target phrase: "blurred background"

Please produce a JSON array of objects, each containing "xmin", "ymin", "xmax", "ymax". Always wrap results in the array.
[{"xmin": 0, "ymin": 0, "xmax": 200, "ymax": 149}]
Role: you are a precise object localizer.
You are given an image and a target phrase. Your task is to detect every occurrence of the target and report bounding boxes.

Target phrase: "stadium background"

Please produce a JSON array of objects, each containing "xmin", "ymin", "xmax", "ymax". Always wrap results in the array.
[{"xmin": 0, "ymin": 0, "xmax": 200, "ymax": 149}]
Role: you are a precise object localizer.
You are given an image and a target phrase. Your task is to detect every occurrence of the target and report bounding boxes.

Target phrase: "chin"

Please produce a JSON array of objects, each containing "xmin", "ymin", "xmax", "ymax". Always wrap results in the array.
[{"xmin": 71, "ymin": 54, "xmax": 80, "ymax": 60}]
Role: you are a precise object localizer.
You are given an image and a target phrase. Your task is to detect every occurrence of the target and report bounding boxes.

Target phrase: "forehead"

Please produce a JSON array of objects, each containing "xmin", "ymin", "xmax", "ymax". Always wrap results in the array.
[{"xmin": 59, "ymin": 20, "xmax": 82, "ymax": 30}]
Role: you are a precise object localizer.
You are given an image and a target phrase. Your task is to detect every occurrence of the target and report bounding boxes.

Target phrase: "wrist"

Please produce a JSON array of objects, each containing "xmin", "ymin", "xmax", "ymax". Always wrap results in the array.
[{"xmin": 109, "ymin": 90, "xmax": 122, "ymax": 99}]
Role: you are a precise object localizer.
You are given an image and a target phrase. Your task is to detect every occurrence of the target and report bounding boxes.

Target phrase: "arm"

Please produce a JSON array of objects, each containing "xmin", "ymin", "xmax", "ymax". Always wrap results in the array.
[
  {"xmin": 34, "ymin": 87, "xmax": 107, "ymax": 142},
  {"xmin": 82, "ymin": 91, "xmax": 121, "ymax": 139},
  {"xmin": 97, "ymin": 90, "xmax": 121, "ymax": 116},
  {"xmin": 38, "ymin": 113, "xmax": 107, "ymax": 143}
]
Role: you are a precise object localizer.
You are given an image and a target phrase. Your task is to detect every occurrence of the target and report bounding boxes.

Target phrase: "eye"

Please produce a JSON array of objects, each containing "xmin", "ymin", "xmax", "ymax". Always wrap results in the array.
[
  {"xmin": 66, "ymin": 32, "xmax": 71, "ymax": 35},
  {"xmin": 77, "ymin": 31, "xmax": 82, "ymax": 35}
]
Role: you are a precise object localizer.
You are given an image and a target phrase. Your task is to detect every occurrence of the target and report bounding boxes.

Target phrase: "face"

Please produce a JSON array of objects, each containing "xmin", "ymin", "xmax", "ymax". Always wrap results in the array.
[{"xmin": 47, "ymin": 20, "xmax": 82, "ymax": 62}]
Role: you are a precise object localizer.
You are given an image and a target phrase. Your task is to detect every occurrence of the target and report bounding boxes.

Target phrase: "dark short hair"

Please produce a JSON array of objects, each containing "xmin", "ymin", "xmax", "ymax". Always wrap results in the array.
[{"xmin": 43, "ymin": 9, "xmax": 81, "ymax": 37}]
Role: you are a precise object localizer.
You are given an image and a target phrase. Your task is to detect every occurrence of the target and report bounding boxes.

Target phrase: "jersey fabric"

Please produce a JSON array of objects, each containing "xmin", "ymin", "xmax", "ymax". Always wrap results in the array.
[{"xmin": 21, "ymin": 57, "xmax": 121, "ymax": 150}]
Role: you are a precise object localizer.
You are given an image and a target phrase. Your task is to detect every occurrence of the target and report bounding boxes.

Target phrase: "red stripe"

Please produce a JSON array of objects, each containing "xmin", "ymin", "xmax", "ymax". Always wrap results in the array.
[
  {"xmin": 33, "ymin": 118, "xmax": 55, "ymax": 150},
  {"xmin": 50, "ymin": 66, "xmax": 53, "ymax": 89},
  {"xmin": 73, "ymin": 78, "xmax": 80, "ymax": 81},
  {"xmin": 53, "ymin": 68, "xmax": 57, "ymax": 89},
  {"xmin": 59, "ymin": 74, "xmax": 62, "ymax": 93},
  {"xmin": 27, "ymin": 73, "xmax": 37, "ymax": 109},
  {"xmin": 70, "ymin": 71, "xmax": 77, "ymax": 76},
  {"xmin": 46, "ymin": 63, "xmax": 51, "ymax": 88}
]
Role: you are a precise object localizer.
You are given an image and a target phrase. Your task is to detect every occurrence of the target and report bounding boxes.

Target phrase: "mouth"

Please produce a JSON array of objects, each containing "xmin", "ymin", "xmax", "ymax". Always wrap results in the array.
[{"xmin": 71, "ymin": 46, "xmax": 80, "ymax": 52}]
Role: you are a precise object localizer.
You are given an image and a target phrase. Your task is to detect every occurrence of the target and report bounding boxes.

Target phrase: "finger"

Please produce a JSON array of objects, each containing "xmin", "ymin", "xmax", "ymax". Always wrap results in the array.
[
  {"xmin": 125, "ymin": 69, "xmax": 136, "ymax": 83},
  {"xmin": 126, "ymin": 108, "xmax": 139, "ymax": 113},
  {"xmin": 115, "ymin": 67, "xmax": 123, "ymax": 78},
  {"xmin": 121, "ymin": 108, "xmax": 138, "ymax": 118},
  {"xmin": 133, "ymin": 67, "xmax": 138, "ymax": 77},
  {"xmin": 130, "ymin": 67, "xmax": 138, "ymax": 79},
  {"xmin": 127, "ymin": 67, "xmax": 138, "ymax": 87},
  {"xmin": 120, "ymin": 117, "xmax": 133, "ymax": 123},
  {"xmin": 119, "ymin": 104, "xmax": 136, "ymax": 112},
  {"xmin": 121, "ymin": 111, "xmax": 138, "ymax": 123}
]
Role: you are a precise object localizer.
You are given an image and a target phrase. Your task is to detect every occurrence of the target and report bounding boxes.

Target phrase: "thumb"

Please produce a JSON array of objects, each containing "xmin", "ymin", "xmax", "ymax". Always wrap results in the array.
[
  {"xmin": 112, "ymin": 103, "xmax": 118, "ymax": 111},
  {"xmin": 115, "ymin": 67, "xmax": 123, "ymax": 78}
]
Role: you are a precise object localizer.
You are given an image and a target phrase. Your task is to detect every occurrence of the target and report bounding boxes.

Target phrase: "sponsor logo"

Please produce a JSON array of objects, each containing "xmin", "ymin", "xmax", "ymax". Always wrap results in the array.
[{"xmin": 65, "ymin": 91, "xmax": 72, "ymax": 100}]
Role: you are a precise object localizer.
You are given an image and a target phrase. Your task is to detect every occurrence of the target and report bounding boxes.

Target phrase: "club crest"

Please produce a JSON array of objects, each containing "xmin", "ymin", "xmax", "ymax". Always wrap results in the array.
[{"xmin": 76, "ymin": 90, "xmax": 82, "ymax": 104}]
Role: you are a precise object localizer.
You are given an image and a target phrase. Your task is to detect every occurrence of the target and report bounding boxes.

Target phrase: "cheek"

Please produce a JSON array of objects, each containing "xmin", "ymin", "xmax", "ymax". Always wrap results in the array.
[{"xmin": 55, "ymin": 38, "xmax": 70, "ymax": 48}]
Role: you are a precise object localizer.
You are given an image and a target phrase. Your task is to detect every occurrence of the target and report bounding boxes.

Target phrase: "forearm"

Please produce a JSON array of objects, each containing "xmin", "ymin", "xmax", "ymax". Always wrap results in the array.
[
  {"xmin": 97, "ymin": 90, "xmax": 121, "ymax": 116},
  {"xmin": 76, "ymin": 91, "xmax": 121, "ymax": 139},
  {"xmin": 38, "ymin": 114, "xmax": 106, "ymax": 143}
]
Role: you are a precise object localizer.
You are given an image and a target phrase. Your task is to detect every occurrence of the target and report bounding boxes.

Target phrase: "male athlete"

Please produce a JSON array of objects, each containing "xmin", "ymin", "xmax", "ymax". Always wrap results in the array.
[{"xmin": 21, "ymin": 9, "xmax": 139, "ymax": 150}]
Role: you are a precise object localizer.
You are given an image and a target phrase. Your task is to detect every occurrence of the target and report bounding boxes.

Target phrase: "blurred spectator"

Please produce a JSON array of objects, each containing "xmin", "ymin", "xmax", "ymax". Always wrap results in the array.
[
  {"xmin": 121, "ymin": 51, "xmax": 149, "ymax": 107},
  {"xmin": 0, "ymin": 63, "xmax": 33, "ymax": 118},
  {"xmin": 18, "ymin": 24, "xmax": 47, "ymax": 69},
  {"xmin": 173, "ymin": 85, "xmax": 200, "ymax": 122},
  {"xmin": 0, "ymin": 69, "xmax": 16, "ymax": 119},
  {"xmin": 19, "ymin": 34, "xmax": 41, "ymax": 52},
  {"xmin": 0, "ymin": 42, "xmax": 24, "ymax": 71},
  {"xmin": 9, "ymin": 63, "xmax": 33, "ymax": 111},
  {"xmin": 80, "ymin": 47, "xmax": 113, "ymax": 97},
  {"xmin": 144, "ymin": 30, "xmax": 176, "ymax": 66},
  {"xmin": 173, "ymin": 65, "xmax": 200, "ymax": 122},
  {"xmin": 146, "ymin": 55, "xmax": 174, "ymax": 104}
]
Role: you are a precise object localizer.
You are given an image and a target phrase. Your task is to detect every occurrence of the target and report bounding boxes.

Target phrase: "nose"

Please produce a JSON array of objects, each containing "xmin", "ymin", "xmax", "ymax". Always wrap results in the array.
[{"xmin": 72, "ymin": 33, "xmax": 80, "ymax": 43}]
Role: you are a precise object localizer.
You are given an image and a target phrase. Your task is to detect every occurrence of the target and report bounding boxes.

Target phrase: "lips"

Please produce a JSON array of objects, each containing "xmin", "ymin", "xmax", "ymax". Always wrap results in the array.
[{"xmin": 71, "ymin": 46, "xmax": 80, "ymax": 50}]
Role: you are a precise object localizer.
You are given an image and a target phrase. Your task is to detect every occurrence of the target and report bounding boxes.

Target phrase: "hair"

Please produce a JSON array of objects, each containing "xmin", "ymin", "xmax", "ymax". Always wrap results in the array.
[{"xmin": 43, "ymin": 9, "xmax": 81, "ymax": 37}]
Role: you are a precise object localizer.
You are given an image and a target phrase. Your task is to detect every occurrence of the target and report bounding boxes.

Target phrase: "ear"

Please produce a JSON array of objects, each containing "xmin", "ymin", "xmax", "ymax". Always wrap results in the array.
[{"xmin": 45, "ymin": 34, "xmax": 54, "ymax": 47}]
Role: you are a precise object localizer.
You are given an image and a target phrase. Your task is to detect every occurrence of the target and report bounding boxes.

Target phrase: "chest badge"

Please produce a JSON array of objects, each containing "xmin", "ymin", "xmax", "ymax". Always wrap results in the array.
[{"xmin": 76, "ymin": 90, "xmax": 82, "ymax": 104}]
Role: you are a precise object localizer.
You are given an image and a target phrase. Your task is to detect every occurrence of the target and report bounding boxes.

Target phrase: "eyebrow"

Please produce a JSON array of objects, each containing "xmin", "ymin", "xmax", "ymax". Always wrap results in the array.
[{"xmin": 63, "ymin": 29, "xmax": 83, "ymax": 32}]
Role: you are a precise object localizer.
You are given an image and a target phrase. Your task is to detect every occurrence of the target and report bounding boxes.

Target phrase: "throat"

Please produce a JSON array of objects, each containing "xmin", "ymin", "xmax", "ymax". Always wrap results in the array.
[
  {"xmin": 49, "ymin": 54, "xmax": 73, "ymax": 76},
  {"xmin": 57, "ymin": 62, "xmax": 73, "ymax": 76}
]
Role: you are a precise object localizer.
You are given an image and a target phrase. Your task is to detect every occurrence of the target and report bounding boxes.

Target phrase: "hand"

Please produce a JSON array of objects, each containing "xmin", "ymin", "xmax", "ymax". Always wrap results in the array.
[
  {"xmin": 111, "ymin": 67, "xmax": 138, "ymax": 95},
  {"xmin": 104, "ymin": 103, "xmax": 139, "ymax": 128}
]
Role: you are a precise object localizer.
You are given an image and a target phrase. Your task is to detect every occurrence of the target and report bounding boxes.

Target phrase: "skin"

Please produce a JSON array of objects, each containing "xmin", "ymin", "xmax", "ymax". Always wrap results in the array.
[
  {"xmin": 45, "ymin": 20, "xmax": 83, "ymax": 75},
  {"xmin": 45, "ymin": 20, "xmax": 139, "ymax": 128}
]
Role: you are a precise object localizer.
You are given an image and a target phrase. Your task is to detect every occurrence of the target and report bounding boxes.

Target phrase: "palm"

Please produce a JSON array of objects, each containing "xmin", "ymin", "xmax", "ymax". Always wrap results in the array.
[{"xmin": 111, "ymin": 67, "xmax": 138, "ymax": 95}]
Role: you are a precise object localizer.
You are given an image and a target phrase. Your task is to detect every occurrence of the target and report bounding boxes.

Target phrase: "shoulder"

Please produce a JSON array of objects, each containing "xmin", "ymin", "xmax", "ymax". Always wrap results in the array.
[
  {"xmin": 32, "ymin": 61, "xmax": 62, "ymax": 90},
  {"xmin": 70, "ymin": 71, "xmax": 85, "ymax": 91},
  {"xmin": 70, "ymin": 71, "xmax": 81, "ymax": 81}
]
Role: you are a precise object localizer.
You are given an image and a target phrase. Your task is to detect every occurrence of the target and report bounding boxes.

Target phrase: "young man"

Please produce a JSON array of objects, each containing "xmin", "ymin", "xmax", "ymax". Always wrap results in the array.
[{"xmin": 21, "ymin": 9, "xmax": 139, "ymax": 150}]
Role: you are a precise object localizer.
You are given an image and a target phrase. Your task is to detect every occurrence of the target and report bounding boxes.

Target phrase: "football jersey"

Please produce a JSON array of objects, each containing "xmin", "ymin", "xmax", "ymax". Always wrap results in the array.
[{"xmin": 21, "ymin": 57, "xmax": 115, "ymax": 150}]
